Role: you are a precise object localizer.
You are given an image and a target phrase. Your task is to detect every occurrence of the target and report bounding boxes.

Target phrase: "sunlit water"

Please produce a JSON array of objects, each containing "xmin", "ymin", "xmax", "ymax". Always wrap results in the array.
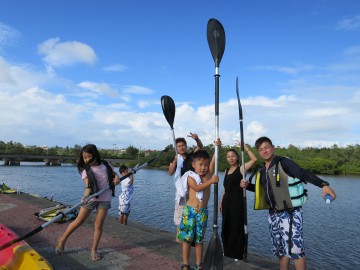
[{"xmin": 0, "ymin": 162, "xmax": 359, "ymax": 269}]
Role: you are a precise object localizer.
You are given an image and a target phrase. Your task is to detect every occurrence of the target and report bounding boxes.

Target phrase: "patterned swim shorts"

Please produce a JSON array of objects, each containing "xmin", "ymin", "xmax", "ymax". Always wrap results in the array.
[
  {"xmin": 268, "ymin": 207, "xmax": 305, "ymax": 259},
  {"xmin": 176, "ymin": 205, "xmax": 208, "ymax": 244}
]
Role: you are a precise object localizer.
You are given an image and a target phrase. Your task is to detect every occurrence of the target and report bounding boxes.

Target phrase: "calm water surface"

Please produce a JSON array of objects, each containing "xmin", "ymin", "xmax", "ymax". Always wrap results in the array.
[{"xmin": 0, "ymin": 162, "xmax": 359, "ymax": 270}]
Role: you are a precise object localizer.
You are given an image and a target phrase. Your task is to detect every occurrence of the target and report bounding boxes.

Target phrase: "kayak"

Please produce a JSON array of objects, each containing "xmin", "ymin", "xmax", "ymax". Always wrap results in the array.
[
  {"xmin": 0, "ymin": 224, "xmax": 53, "ymax": 270},
  {"xmin": 0, "ymin": 189, "xmax": 17, "ymax": 194},
  {"xmin": 0, "ymin": 183, "xmax": 17, "ymax": 194}
]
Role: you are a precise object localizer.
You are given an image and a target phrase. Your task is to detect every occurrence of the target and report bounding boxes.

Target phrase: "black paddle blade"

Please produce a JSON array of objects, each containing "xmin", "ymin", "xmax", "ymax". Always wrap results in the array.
[
  {"xmin": 160, "ymin": 95, "xmax": 175, "ymax": 129},
  {"xmin": 207, "ymin": 18, "xmax": 226, "ymax": 67},
  {"xmin": 203, "ymin": 231, "xmax": 223, "ymax": 270},
  {"xmin": 236, "ymin": 77, "xmax": 243, "ymax": 121}
]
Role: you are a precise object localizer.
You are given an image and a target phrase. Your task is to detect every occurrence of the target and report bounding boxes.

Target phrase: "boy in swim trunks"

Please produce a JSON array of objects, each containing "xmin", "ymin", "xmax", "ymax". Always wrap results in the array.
[{"xmin": 176, "ymin": 149, "xmax": 219, "ymax": 270}]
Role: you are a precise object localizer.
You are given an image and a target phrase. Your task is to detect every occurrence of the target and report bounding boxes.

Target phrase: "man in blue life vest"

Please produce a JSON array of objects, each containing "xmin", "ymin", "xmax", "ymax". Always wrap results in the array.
[{"xmin": 241, "ymin": 136, "xmax": 336, "ymax": 270}]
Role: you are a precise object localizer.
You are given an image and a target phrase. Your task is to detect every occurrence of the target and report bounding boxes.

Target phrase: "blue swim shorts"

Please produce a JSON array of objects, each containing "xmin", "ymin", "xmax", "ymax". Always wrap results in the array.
[
  {"xmin": 176, "ymin": 205, "xmax": 208, "ymax": 244},
  {"xmin": 268, "ymin": 207, "xmax": 305, "ymax": 259}
]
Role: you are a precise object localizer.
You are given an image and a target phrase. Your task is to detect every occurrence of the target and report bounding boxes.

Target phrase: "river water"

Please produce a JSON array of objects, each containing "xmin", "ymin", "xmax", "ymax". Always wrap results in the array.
[{"xmin": 0, "ymin": 162, "xmax": 359, "ymax": 270}]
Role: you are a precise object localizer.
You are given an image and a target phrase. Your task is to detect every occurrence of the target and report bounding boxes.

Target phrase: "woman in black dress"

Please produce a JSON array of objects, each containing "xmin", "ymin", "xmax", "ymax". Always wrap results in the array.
[{"xmin": 219, "ymin": 142, "xmax": 257, "ymax": 260}]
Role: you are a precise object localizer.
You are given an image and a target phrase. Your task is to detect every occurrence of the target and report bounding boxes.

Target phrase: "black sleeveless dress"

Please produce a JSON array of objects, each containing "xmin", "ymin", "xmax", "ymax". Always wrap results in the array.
[{"xmin": 221, "ymin": 166, "xmax": 245, "ymax": 260}]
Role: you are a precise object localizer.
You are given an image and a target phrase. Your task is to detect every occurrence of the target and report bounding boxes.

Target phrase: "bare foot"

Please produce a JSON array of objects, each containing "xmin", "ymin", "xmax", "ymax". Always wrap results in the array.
[{"xmin": 55, "ymin": 236, "xmax": 64, "ymax": 255}]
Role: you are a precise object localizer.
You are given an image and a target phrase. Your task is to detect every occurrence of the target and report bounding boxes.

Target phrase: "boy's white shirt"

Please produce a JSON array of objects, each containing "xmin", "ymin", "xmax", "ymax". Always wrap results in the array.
[
  {"xmin": 174, "ymin": 153, "xmax": 184, "ymax": 185},
  {"xmin": 175, "ymin": 170, "xmax": 203, "ymax": 204},
  {"xmin": 174, "ymin": 154, "xmax": 184, "ymax": 204}
]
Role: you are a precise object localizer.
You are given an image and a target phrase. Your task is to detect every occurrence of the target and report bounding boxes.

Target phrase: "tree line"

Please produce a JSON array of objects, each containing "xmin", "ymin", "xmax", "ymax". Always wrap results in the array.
[{"xmin": 1, "ymin": 140, "xmax": 360, "ymax": 175}]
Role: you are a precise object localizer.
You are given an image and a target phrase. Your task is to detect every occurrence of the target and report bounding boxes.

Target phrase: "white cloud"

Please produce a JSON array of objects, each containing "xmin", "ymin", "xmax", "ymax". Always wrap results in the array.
[
  {"xmin": 78, "ymin": 81, "xmax": 119, "ymax": 98},
  {"xmin": 138, "ymin": 99, "xmax": 159, "ymax": 109},
  {"xmin": 0, "ymin": 22, "xmax": 20, "ymax": 49},
  {"xmin": 1, "ymin": 34, "xmax": 360, "ymax": 150},
  {"xmin": 123, "ymin": 85, "xmax": 154, "ymax": 94},
  {"xmin": 103, "ymin": 64, "xmax": 126, "ymax": 72},
  {"xmin": 250, "ymin": 64, "xmax": 315, "ymax": 74},
  {"xmin": 37, "ymin": 38, "xmax": 96, "ymax": 70},
  {"xmin": 336, "ymin": 15, "xmax": 360, "ymax": 31}
]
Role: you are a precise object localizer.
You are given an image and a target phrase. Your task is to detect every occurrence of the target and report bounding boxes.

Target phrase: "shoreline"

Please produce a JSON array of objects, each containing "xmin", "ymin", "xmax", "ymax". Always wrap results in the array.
[{"xmin": 0, "ymin": 193, "xmax": 288, "ymax": 269}]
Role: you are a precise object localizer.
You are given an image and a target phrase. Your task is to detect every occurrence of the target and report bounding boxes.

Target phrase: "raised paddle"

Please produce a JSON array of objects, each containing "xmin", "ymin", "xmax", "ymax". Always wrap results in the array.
[
  {"xmin": 236, "ymin": 76, "xmax": 249, "ymax": 262},
  {"xmin": 203, "ymin": 18, "xmax": 225, "ymax": 270},
  {"xmin": 0, "ymin": 148, "xmax": 169, "ymax": 252},
  {"xmin": 161, "ymin": 95, "xmax": 177, "ymax": 154}
]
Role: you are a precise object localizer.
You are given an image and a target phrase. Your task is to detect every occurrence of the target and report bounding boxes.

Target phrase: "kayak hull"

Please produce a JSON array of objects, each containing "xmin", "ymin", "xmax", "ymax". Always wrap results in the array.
[{"xmin": 0, "ymin": 224, "xmax": 53, "ymax": 270}]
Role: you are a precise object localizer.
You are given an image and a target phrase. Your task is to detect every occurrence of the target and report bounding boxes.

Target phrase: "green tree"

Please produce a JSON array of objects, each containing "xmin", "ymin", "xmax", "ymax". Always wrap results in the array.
[{"xmin": 126, "ymin": 145, "xmax": 139, "ymax": 158}]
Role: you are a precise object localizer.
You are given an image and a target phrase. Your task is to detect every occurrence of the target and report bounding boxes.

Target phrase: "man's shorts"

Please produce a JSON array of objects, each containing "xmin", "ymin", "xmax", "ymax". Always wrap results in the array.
[
  {"xmin": 268, "ymin": 207, "xmax": 305, "ymax": 259},
  {"xmin": 176, "ymin": 205, "xmax": 208, "ymax": 244},
  {"xmin": 82, "ymin": 200, "xmax": 111, "ymax": 210},
  {"xmin": 119, "ymin": 203, "xmax": 131, "ymax": 216}
]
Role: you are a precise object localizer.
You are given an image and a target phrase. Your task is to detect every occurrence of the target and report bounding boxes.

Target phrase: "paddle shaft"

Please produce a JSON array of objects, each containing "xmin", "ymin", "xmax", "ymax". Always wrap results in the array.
[
  {"xmin": 213, "ymin": 67, "xmax": 220, "ymax": 228},
  {"xmin": 171, "ymin": 129, "xmax": 177, "ymax": 154},
  {"xmin": 237, "ymin": 77, "xmax": 248, "ymax": 261}
]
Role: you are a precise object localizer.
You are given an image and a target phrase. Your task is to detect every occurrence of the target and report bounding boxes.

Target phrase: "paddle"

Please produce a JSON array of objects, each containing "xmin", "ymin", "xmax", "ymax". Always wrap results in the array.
[
  {"xmin": 236, "ymin": 76, "xmax": 248, "ymax": 262},
  {"xmin": 161, "ymin": 95, "xmax": 177, "ymax": 154},
  {"xmin": 203, "ymin": 18, "xmax": 225, "ymax": 270},
  {"xmin": 0, "ymin": 148, "xmax": 169, "ymax": 252}
]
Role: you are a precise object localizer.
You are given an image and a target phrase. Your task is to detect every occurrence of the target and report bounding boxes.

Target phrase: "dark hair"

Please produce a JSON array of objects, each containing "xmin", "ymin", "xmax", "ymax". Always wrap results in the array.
[
  {"xmin": 175, "ymin": 137, "xmax": 187, "ymax": 145},
  {"xmin": 255, "ymin": 136, "xmax": 273, "ymax": 149},
  {"xmin": 119, "ymin": 165, "xmax": 128, "ymax": 174},
  {"xmin": 226, "ymin": 148, "xmax": 239, "ymax": 164},
  {"xmin": 191, "ymin": 149, "xmax": 210, "ymax": 161},
  {"xmin": 77, "ymin": 144, "xmax": 102, "ymax": 173}
]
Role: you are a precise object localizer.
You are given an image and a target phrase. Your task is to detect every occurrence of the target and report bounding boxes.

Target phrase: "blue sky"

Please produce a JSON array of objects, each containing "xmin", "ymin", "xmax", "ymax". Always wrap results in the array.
[{"xmin": 1, "ymin": 0, "xmax": 360, "ymax": 150}]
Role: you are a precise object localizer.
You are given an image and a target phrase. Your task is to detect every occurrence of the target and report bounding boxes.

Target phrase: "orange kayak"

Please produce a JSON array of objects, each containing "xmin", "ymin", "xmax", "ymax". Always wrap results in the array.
[{"xmin": 0, "ymin": 224, "xmax": 53, "ymax": 270}]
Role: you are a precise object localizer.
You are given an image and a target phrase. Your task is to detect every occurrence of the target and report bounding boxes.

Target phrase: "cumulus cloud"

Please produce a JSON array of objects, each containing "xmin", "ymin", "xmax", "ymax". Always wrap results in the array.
[
  {"xmin": 37, "ymin": 38, "xmax": 96, "ymax": 71},
  {"xmin": 1, "ymin": 32, "xmax": 360, "ymax": 149}
]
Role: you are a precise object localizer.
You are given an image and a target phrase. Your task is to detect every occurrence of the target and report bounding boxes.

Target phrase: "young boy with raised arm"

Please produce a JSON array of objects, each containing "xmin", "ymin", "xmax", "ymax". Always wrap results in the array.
[{"xmin": 176, "ymin": 149, "xmax": 219, "ymax": 270}]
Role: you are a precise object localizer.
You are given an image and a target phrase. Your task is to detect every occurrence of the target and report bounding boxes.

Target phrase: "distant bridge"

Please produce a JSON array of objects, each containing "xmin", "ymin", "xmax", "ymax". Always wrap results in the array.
[{"xmin": 0, "ymin": 154, "xmax": 131, "ymax": 166}]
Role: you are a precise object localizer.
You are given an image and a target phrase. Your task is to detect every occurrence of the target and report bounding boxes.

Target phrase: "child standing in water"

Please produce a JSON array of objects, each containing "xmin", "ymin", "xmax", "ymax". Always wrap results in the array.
[
  {"xmin": 55, "ymin": 144, "xmax": 120, "ymax": 261},
  {"xmin": 118, "ymin": 165, "xmax": 134, "ymax": 225},
  {"xmin": 176, "ymin": 149, "xmax": 219, "ymax": 270}
]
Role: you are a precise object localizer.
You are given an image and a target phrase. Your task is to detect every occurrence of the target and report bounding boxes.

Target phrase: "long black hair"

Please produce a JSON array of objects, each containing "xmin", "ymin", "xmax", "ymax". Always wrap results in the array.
[{"xmin": 77, "ymin": 144, "xmax": 102, "ymax": 173}]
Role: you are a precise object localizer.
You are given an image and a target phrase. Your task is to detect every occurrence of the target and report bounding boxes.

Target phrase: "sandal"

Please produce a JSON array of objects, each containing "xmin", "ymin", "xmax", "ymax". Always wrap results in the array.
[
  {"xmin": 55, "ymin": 236, "xmax": 64, "ymax": 255},
  {"xmin": 181, "ymin": 264, "xmax": 191, "ymax": 270},
  {"xmin": 90, "ymin": 252, "xmax": 102, "ymax": 261},
  {"xmin": 194, "ymin": 263, "xmax": 203, "ymax": 270}
]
